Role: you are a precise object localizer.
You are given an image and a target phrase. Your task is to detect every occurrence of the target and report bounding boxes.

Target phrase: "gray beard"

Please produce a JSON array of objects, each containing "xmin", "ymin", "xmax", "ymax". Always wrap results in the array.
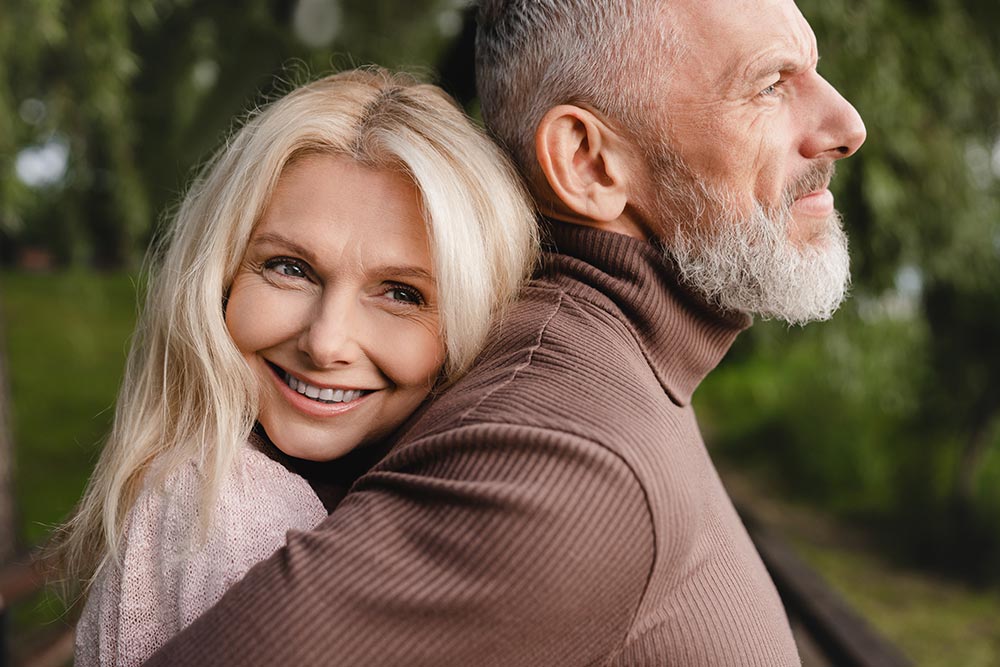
[{"xmin": 649, "ymin": 149, "xmax": 851, "ymax": 326}]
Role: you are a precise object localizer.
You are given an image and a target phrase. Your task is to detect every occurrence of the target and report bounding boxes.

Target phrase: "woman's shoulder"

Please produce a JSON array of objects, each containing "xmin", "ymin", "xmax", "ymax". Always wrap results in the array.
[
  {"xmin": 220, "ymin": 440, "xmax": 329, "ymax": 534},
  {"xmin": 148, "ymin": 439, "xmax": 327, "ymax": 545},
  {"xmin": 76, "ymin": 441, "xmax": 327, "ymax": 665},
  {"xmin": 109, "ymin": 439, "xmax": 327, "ymax": 581}
]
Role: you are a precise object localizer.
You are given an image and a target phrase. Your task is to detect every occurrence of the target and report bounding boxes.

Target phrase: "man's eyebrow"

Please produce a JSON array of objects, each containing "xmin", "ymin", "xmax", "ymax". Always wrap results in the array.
[
  {"xmin": 734, "ymin": 36, "xmax": 819, "ymax": 87},
  {"xmin": 742, "ymin": 54, "xmax": 806, "ymax": 83}
]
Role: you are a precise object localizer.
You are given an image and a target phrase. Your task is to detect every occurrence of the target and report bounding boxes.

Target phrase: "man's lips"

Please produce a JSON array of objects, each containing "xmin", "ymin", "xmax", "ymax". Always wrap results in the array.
[{"xmin": 791, "ymin": 188, "xmax": 834, "ymax": 217}]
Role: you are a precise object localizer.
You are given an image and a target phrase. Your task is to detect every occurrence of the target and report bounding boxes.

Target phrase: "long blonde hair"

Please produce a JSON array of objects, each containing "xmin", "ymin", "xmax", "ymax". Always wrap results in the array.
[{"xmin": 49, "ymin": 68, "xmax": 537, "ymax": 591}]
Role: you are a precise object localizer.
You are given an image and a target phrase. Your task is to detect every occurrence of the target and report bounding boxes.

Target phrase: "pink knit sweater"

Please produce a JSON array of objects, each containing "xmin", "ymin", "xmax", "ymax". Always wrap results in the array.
[{"xmin": 74, "ymin": 440, "xmax": 326, "ymax": 666}]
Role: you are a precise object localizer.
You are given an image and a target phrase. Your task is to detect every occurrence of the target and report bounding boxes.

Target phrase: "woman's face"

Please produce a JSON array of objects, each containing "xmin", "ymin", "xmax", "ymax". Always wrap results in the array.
[{"xmin": 226, "ymin": 154, "xmax": 445, "ymax": 461}]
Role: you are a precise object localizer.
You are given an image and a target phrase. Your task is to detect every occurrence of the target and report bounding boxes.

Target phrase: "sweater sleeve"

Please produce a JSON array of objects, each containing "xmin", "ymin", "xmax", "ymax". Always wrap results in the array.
[
  {"xmin": 75, "ymin": 443, "xmax": 327, "ymax": 667},
  {"xmin": 142, "ymin": 424, "xmax": 655, "ymax": 667}
]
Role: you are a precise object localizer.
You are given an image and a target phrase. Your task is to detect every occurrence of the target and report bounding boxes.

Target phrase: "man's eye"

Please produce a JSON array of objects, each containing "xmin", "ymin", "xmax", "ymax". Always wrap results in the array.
[
  {"xmin": 759, "ymin": 80, "xmax": 783, "ymax": 97},
  {"xmin": 385, "ymin": 284, "xmax": 424, "ymax": 305},
  {"xmin": 264, "ymin": 258, "xmax": 308, "ymax": 279}
]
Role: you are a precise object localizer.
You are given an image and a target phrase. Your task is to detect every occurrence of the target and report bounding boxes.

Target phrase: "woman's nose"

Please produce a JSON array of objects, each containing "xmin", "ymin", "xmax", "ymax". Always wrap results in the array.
[{"xmin": 296, "ymin": 295, "xmax": 364, "ymax": 368}]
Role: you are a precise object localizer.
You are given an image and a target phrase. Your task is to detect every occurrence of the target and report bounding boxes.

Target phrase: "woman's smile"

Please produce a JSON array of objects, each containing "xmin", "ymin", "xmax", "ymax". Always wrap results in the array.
[
  {"xmin": 265, "ymin": 360, "xmax": 377, "ymax": 419},
  {"xmin": 267, "ymin": 360, "xmax": 374, "ymax": 404}
]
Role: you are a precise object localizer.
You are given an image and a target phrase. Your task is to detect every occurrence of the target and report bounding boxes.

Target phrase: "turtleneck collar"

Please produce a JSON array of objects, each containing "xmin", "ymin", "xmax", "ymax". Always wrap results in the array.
[{"xmin": 539, "ymin": 219, "xmax": 751, "ymax": 406}]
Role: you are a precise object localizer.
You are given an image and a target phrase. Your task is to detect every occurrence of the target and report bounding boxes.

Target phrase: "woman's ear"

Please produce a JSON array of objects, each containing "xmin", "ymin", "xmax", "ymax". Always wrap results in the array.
[{"xmin": 534, "ymin": 105, "xmax": 633, "ymax": 224}]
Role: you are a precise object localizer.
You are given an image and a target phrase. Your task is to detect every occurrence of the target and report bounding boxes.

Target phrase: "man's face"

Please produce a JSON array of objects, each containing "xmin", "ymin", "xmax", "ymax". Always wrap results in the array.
[{"xmin": 638, "ymin": 0, "xmax": 866, "ymax": 323}]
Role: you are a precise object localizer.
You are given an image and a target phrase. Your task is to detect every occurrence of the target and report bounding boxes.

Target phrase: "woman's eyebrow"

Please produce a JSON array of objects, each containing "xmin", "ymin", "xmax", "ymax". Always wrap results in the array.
[
  {"xmin": 249, "ymin": 232, "xmax": 316, "ymax": 263},
  {"xmin": 375, "ymin": 266, "xmax": 437, "ymax": 284}
]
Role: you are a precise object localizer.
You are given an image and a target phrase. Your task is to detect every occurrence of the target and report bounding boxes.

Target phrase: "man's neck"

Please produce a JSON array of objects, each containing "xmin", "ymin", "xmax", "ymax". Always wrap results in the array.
[{"xmin": 541, "ymin": 209, "xmax": 651, "ymax": 241}]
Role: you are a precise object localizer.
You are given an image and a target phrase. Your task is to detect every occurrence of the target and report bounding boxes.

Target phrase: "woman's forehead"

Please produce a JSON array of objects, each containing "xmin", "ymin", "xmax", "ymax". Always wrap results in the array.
[{"xmin": 254, "ymin": 154, "xmax": 433, "ymax": 278}]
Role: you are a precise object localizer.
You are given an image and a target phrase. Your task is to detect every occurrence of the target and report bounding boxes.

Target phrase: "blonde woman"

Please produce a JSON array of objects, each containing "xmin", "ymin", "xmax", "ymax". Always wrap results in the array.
[{"xmin": 52, "ymin": 68, "xmax": 537, "ymax": 666}]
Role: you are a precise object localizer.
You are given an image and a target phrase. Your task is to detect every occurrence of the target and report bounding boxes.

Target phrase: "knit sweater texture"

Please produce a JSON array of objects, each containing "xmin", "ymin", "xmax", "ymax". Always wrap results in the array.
[
  {"xmin": 75, "ymin": 439, "xmax": 326, "ymax": 666},
  {"xmin": 144, "ymin": 221, "xmax": 801, "ymax": 666}
]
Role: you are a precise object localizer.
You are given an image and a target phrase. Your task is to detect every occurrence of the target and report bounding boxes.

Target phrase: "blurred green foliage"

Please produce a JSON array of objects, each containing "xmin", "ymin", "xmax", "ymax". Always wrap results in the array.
[{"xmin": 0, "ymin": 0, "xmax": 467, "ymax": 267}]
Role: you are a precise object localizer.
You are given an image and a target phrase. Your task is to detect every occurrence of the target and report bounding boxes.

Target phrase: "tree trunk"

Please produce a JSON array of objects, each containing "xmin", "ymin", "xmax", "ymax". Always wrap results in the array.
[
  {"xmin": 0, "ymin": 291, "xmax": 15, "ymax": 564},
  {"xmin": 953, "ymin": 400, "xmax": 999, "ymax": 513}
]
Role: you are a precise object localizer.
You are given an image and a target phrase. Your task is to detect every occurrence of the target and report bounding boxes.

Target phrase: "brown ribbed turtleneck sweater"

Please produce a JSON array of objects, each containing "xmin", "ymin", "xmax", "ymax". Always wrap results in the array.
[{"xmin": 144, "ymin": 222, "xmax": 801, "ymax": 666}]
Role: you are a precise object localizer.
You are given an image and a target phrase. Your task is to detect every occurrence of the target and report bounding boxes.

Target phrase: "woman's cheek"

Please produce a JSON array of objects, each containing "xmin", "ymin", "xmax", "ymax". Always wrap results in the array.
[
  {"xmin": 374, "ymin": 318, "xmax": 446, "ymax": 387},
  {"xmin": 226, "ymin": 280, "xmax": 312, "ymax": 354}
]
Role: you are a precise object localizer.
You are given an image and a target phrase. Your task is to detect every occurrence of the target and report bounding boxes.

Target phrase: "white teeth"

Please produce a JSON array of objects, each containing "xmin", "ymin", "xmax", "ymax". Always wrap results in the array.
[{"xmin": 282, "ymin": 371, "xmax": 365, "ymax": 404}]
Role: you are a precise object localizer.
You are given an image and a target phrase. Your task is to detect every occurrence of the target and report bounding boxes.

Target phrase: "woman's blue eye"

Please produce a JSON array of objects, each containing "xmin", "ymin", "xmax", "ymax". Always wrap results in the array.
[
  {"xmin": 264, "ymin": 258, "xmax": 308, "ymax": 278},
  {"xmin": 386, "ymin": 285, "xmax": 423, "ymax": 305}
]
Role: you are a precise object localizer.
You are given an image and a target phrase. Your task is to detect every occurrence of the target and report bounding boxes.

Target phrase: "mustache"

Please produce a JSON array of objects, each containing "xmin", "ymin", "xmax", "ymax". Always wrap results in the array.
[{"xmin": 784, "ymin": 162, "xmax": 837, "ymax": 207}]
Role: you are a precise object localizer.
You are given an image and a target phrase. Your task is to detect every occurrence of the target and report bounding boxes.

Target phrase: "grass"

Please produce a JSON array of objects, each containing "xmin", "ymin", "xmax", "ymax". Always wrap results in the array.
[
  {"xmin": 721, "ymin": 465, "xmax": 1000, "ymax": 667},
  {"xmin": 1, "ymin": 270, "xmax": 138, "ymax": 659},
  {"xmin": 2, "ymin": 270, "xmax": 139, "ymax": 546},
  {"xmin": 796, "ymin": 540, "xmax": 1000, "ymax": 667}
]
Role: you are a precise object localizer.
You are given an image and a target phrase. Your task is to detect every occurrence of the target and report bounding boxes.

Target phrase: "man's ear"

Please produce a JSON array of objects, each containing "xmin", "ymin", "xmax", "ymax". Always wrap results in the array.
[{"xmin": 535, "ymin": 105, "xmax": 633, "ymax": 224}]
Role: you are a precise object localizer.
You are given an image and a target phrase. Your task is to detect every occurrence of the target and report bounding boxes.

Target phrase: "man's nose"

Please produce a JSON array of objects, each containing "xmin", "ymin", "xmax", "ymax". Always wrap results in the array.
[
  {"xmin": 800, "ymin": 74, "xmax": 867, "ymax": 161},
  {"xmin": 297, "ymin": 295, "xmax": 364, "ymax": 368}
]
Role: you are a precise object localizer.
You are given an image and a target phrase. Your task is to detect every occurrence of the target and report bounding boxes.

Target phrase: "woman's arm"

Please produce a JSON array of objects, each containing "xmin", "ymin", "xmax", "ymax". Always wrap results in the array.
[{"xmin": 75, "ymin": 443, "xmax": 327, "ymax": 667}]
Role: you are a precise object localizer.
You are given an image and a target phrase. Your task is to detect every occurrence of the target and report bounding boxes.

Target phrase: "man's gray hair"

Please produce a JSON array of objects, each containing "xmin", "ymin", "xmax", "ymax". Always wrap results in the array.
[{"xmin": 475, "ymin": 0, "xmax": 675, "ymax": 185}]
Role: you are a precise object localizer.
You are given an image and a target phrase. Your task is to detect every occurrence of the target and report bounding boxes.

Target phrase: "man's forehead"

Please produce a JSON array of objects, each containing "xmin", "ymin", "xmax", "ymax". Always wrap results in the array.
[{"xmin": 666, "ymin": 0, "xmax": 817, "ymax": 89}]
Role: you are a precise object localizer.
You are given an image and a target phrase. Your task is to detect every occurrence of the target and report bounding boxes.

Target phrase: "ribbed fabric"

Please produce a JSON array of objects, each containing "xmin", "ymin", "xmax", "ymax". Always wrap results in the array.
[{"xmin": 144, "ymin": 220, "xmax": 800, "ymax": 666}]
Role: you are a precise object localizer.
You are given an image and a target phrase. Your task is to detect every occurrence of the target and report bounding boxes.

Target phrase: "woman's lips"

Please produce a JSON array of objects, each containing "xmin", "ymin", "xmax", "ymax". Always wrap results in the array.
[
  {"xmin": 266, "ymin": 362, "xmax": 374, "ymax": 418},
  {"xmin": 791, "ymin": 188, "xmax": 835, "ymax": 218}
]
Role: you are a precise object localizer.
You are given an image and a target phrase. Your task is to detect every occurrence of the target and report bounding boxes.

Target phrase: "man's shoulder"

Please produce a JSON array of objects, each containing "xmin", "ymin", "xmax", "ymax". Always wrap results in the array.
[
  {"xmin": 479, "ymin": 276, "xmax": 644, "ymax": 380},
  {"xmin": 405, "ymin": 277, "xmax": 680, "ymax": 452}
]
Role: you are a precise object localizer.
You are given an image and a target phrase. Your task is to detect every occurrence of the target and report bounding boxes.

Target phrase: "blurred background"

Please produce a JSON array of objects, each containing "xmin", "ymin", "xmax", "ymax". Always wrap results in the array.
[{"xmin": 1, "ymin": 0, "xmax": 998, "ymax": 665}]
